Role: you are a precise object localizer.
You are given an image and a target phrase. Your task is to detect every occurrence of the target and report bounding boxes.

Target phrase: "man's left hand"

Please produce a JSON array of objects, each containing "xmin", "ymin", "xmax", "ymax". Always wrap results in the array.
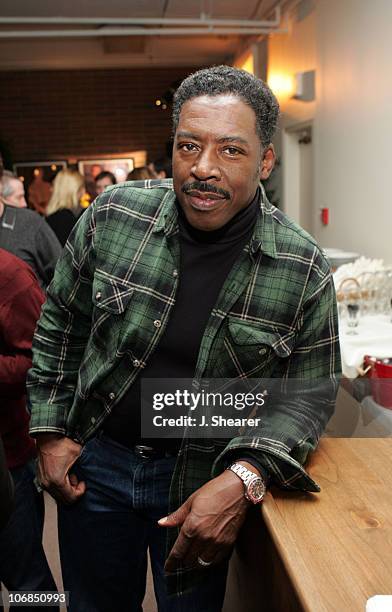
[{"xmin": 159, "ymin": 463, "xmax": 256, "ymax": 572}]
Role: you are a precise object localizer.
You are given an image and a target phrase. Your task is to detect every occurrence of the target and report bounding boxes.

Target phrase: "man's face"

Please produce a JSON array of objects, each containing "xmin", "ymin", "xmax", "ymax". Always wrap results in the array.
[
  {"xmin": 96, "ymin": 176, "xmax": 113, "ymax": 195},
  {"xmin": 4, "ymin": 179, "xmax": 27, "ymax": 208},
  {"xmin": 173, "ymin": 94, "xmax": 275, "ymax": 231}
]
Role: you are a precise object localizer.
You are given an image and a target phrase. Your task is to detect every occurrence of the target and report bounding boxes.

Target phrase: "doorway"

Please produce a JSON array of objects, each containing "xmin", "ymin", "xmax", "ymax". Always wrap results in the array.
[{"xmin": 282, "ymin": 123, "xmax": 314, "ymax": 237}]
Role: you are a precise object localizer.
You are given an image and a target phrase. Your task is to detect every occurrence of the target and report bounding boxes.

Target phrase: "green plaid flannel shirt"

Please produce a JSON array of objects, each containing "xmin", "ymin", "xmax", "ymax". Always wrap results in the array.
[{"xmin": 28, "ymin": 180, "xmax": 341, "ymax": 595}]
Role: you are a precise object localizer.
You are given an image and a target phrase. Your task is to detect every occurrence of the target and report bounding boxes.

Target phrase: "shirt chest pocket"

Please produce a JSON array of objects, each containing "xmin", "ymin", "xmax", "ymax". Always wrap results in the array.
[
  {"xmin": 224, "ymin": 320, "xmax": 295, "ymax": 378},
  {"xmin": 91, "ymin": 276, "xmax": 134, "ymax": 355}
]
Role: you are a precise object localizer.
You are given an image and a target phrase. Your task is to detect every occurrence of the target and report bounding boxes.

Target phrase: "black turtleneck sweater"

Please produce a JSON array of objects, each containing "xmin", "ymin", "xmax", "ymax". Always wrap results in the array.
[{"xmin": 103, "ymin": 191, "xmax": 260, "ymax": 448}]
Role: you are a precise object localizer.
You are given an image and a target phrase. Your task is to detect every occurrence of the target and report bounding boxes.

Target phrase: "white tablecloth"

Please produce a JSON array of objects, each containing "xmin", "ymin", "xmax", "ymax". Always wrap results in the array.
[{"xmin": 339, "ymin": 314, "xmax": 392, "ymax": 378}]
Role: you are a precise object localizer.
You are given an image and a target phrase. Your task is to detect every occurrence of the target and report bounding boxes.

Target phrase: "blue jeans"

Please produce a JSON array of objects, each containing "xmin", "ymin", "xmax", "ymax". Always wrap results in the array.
[
  {"xmin": 0, "ymin": 460, "xmax": 58, "ymax": 611},
  {"xmin": 58, "ymin": 434, "xmax": 228, "ymax": 612}
]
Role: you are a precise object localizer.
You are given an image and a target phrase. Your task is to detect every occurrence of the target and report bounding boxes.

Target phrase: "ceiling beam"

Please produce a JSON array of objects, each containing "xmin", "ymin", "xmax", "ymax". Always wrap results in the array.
[
  {"xmin": 0, "ymin": 27, "xmax": 288, "ymax": 38},
  {"xmin": 0, "ymin": 10, "xmax": 280, "ymax": 28}
]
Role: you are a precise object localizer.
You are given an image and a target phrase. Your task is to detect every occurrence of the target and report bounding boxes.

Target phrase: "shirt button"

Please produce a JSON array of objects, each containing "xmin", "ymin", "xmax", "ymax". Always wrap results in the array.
[
  {"xmin": 173, "ymin": 270, "xmax": 178, "ymax": 277},
  {"xmin": 91, "ymin": 416, "xmax": 96, "ymax": 424},
  {"xmin": 133, "ymin": 359, "xmax": 141, "ymax": 367},
  {"xmin": 95, "ymin": 291, "xmax": 102, "ymax": 300},
  {"xmin": 259, "ymin": 347, "xmax": 267, "ymax": 355},
  {"xmin": 153, "ymin": 320, "xmax": 161, "ymax": 328},
  {"xmin": 109, "ymin": 392, "xmax": 115, "ymax": 400}
]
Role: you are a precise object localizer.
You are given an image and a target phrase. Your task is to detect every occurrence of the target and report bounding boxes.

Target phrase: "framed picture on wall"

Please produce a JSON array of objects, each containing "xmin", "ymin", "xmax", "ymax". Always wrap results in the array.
[
  {"xmin": 78, "ymin": 158, "xmax": 135, "ymax": 183},
  {"xmin": 12, "ymin": 160, "xmax": 67, "ymax": 213},
  {"xmin": 13, "ymin": 160, "xmax": 67, "ymax": 182},
  {"xmin": 78, "ymin": 158, "xmax": 135, "ymax": 197}
]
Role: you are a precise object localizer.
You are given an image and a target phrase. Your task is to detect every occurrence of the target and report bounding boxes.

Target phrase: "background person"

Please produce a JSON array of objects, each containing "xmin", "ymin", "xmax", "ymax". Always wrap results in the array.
[
  {"xmin": 149, "ymin": 156, "xmax": 172, "ymax": 179},
  {"xmin": 0, "ymin": 157, "xmax": 14, "ymax": 536},
  {"xmin": 0, "ymin": 248, "xmax": 58, "ymax": 611},
  {"xmin": 0, "ymin": 436, "xmax": 13, "ymax": 532},
  {"xmin": 0, "ymin": 171, "xmax": 27, "ymax": 208},
  {"xmin": 126, "ymin": 166, "xmax": 156, "ymax": 181},
  {"xmin": 0, "ymin": 189, "xmax": 61, "ymax": 289},
  {"xmin": 94, "ymin": 170, "xmax": 116, "ymax": 196},
  {"xmin": 46, "ymin": 169, "xmax": 85, "ymax": 247},
  {"xmin": 28, "ymin": 168, "xmax": 52, "ymax": 215}
]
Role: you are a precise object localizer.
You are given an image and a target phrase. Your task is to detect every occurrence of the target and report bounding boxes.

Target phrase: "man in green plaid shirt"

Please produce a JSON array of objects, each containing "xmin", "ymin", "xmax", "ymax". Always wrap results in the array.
[{"xmin": 28, "ymin": 66, "xmax": 340, "ymax": 611}]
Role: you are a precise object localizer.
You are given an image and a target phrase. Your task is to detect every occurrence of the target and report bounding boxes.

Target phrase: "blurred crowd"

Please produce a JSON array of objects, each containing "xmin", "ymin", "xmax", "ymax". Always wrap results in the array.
[
  {"xmin": 1, "ymin": 156, "xmax": 172, "ymax": 247},
  {"xmin": 0, "ymin": 153, "xmax": 171, "ymax": 606}
]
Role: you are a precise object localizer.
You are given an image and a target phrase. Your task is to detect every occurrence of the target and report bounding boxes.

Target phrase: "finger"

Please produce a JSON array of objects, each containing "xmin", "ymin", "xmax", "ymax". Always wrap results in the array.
[
  {"xmin": 46, "ymin": 473, "xmax": 85, "ymax": 505},
  {"xmin": 178, "ymin": 540, "xmax": 208, "ymax": 569},
  {"xmin": 36, "ymin": 459, "xmax": 47, "ymax": 484},
  {"xmin": 69, "ymin": 473, "xmax": 87, "ymax": 495},
  {"xmin": 38, "ymin": 450, "xmax": 85, "ymax": 498},
  {"xmin": 196, "ymin": 553, "xmax": 216, "ymax": 569},
  {"xmin": 47, "ymin": 485, "xmax": 80, "ymax": 505},
  {"xmin": 164, "ymin": 529, "xmax": 195, "ymax": 573},
  {"xmin": 158, "ymin": 500, "xmax": 190, "ymax": 527},
  {"xmin": 179, "ymin": 534, "xmax": 230, "ymax": 569},
  {"xmin": 196, "ymin": 543, "xmax": 232, "ymax": 568},
  {"xmin": 45, "ymin": 484, "xmax": 72, "ymax": 505}
]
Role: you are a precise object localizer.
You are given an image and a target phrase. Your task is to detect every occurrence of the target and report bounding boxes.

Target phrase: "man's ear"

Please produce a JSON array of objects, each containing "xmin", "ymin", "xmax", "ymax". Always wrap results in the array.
[{"xmin": 260, "ymin": 145, "xmax": 276, "ymax": 180}]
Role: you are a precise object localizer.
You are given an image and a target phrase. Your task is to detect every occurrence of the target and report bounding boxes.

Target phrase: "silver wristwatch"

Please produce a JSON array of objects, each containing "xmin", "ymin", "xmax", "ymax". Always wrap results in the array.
[{"xmin": 228, "ymin": 462, "xmax": 266, "ymax": 504}]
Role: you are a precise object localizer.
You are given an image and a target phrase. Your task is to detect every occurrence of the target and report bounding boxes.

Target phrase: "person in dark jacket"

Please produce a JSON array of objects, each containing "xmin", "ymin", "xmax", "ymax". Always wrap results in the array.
[
  {"xmin": 0, "ymin": 249, "xmax": 58, "ymax": 609},
  {"xmin": 0, "ymin": 157, "xmax": 14, "ymax": 533},
  {"xmin": 0, "ymin": 202, "xmax": 61, "ymax": 289},
  {"xmin": 0, "ymin": 436, "xmax": 14, "ymax": 531},
  {"xmin": 46, "ymin": 169, "xmax": 85, "ymax": 247}
]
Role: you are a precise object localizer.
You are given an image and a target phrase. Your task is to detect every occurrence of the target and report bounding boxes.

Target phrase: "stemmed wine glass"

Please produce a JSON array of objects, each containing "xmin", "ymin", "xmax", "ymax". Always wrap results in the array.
[
  {"xmin": 346, "ymin": 300, "xmax": 360, "ymax": 334},
  {"xmin": 338, "ymin": 277, "xmax": 361, "ymax": 335}
]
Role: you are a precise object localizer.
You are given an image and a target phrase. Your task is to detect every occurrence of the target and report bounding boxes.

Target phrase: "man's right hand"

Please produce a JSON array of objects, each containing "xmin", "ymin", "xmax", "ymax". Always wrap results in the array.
[{"xmin": 36, "ymin": 433, "xmax": 86, "ymax": 505}]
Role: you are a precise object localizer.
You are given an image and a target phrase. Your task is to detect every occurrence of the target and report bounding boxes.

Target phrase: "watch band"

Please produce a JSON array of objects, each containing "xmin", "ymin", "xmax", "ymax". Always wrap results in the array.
[
  {"xmin": 228, "ymin": 462, "xmax": 266, "ymax": 504},
  {"xmin": 231, "ymin": 455, "xmax": 270, "ymax": 484},
  {"xmin": 229, "ymin": 462, "xmax": 257, "ymax": 486}
]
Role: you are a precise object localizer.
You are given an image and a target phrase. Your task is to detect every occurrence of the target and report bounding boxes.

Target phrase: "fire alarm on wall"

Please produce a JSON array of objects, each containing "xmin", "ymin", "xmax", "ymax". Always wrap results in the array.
[{"xmin": 321, "ymin": 207, "xmax": 329, "ymax": 225}]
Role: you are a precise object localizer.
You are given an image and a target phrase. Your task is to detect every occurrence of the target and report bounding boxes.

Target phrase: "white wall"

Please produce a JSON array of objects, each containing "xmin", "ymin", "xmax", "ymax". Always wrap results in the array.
[
  {"xmin": 267, "ymin": 3, "xmax": 318, "ymax": 231},
  {"xmin": 268, "ymin": 3, "xmax": 317, "ymax": 126},
  {"xmin": 315, "ymin": 0, "xmax": 392, "ymax": 262},
  {"xmin": 267, "ymin": 0, "xmax": 392, "ymax": 264}
]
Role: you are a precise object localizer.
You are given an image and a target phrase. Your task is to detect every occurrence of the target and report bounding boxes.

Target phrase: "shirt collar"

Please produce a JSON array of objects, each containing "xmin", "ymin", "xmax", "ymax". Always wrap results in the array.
[
  {"xmin": 152, "ymin": 187, "xmax": 178, "ymax": 236},
  {"xmin": 251, "ymin": 183, "xmax": 277, "ymax": 259},
  {"xmin": 152, "ymin": 179, "xmax": 278, "ymax": 259}
]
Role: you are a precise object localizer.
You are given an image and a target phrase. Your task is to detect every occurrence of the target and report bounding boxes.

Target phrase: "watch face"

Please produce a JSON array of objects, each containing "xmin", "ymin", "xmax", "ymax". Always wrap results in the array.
[{"xmin": 247, "ymin": 478, "xmax": 266, "ymax": 503}]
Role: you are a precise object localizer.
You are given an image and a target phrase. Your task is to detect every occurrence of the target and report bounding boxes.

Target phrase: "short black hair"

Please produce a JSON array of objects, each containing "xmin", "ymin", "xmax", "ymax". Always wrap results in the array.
[
  {"xmin": 95, "ymin": 171, "xmax": 116, "ymax": 184},
  {"xmin": 172, "ymin": 65, "xmax": 280, "ymax": 148}
]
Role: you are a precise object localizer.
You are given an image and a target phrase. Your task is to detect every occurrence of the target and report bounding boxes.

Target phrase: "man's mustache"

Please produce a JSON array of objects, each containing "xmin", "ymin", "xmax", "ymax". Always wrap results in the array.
[{"xmin": 181, "ymin": 181, "xmax": 230, "ymax": 200}]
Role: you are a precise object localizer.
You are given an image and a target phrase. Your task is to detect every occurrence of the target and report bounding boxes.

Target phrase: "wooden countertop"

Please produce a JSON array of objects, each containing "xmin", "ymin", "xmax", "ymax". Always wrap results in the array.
[{"xmin": 262, "ymin": 438, "xmax": 392, "ymax": 612}]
